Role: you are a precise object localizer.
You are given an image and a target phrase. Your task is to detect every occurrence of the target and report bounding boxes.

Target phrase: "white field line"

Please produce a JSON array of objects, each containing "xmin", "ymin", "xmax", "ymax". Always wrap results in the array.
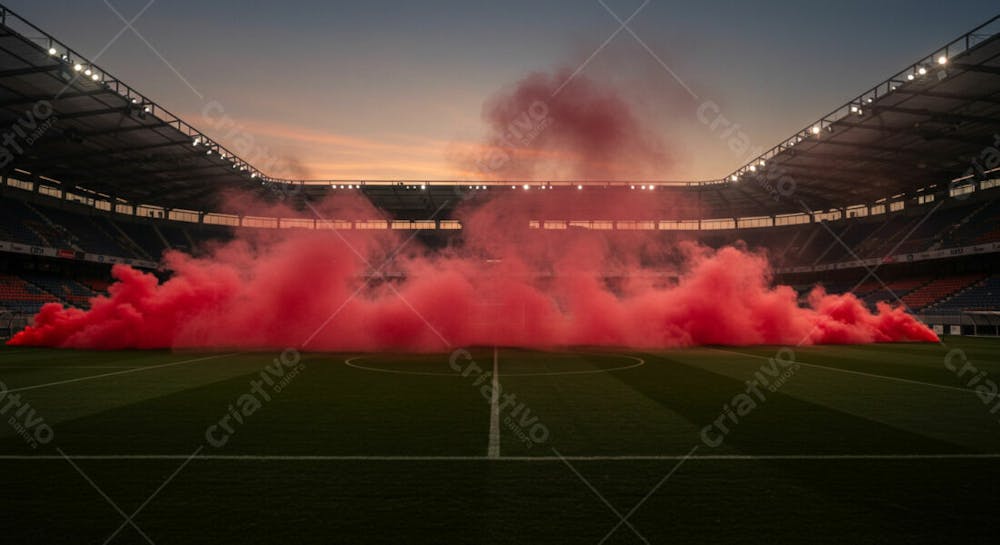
[
  {"xmin": 487, "ymin": 346, "xmax": 501, "ymax": 459},
  {"xmin": 3, "ymin": 353, "xmax": 239, "ymax": 394},
  {"xmin": 706, "ymin": 348, "xmax": 977, "ymax": 395},
  {"xmin": 0, "ymin": 453, "xmax": 998, "ymax": 462}
]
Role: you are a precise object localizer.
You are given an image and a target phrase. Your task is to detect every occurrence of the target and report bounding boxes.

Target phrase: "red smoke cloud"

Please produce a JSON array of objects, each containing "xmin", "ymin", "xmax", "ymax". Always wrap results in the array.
[
  {"xmin": 459, "ymin": 69, "xmax": 672, "ymax": 181},
  {"xmin": 8, "ymin": 191, "xmax": 937, "ymax": 350}
]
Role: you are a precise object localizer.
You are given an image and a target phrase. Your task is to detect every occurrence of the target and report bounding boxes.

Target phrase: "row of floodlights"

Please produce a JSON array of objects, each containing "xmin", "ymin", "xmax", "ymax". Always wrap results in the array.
[
  {"xmin": 54, "ymin": 45, "xmax": 258, "ymax": 180},
  {"xmin": 729, "ymin": 160, "xmax": 768, "ymax": 182},
  {"xmin": 47, "ymin": 46, "xmax": 265, "ymax": 180},
  {"xmin": 729, "ymin": 54, "xmax": 950, "ymax": 183},
  {"xmin": 47, "ymin": 46, "xmax": 157, "ymax": 117},
  {"xmin": 192, "ymin": 137, "xmax": 257, "ymax": 176},
  {"xmin": 48, "ymin": 46, "xmax": 105, "ymax": 83}
]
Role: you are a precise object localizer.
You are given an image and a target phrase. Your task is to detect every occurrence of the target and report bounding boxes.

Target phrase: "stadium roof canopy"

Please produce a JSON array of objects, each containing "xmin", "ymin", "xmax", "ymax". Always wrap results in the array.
[{"xmin": 0, "ymin": 4, "xmax": 998, "ymax": 219}]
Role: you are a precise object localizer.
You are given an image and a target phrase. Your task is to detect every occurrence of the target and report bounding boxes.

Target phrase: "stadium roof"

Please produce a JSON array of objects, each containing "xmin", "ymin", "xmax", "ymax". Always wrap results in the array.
[{"xmin": 0, "ymin": 5, "xmax": 998, "ymax": 219}]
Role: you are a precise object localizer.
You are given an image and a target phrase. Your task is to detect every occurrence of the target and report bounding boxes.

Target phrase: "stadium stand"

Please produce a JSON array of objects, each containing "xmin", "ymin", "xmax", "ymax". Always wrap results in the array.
[
  {"xmin": 0, "ymin": 199, "xmax": 55, "ymax": 246},
  {"xmin": 31, "ymin": 206, "xmax": 130, "ymax": 256},
  {"xmin": 113, "ymin": 220, "xmax": 167, "ymax": 260},
  {"xmin": 900, "ymin": 274, "xmax": 987, "ymax": 311},
  {"xmin": 159, "ymin": 224, "xmax": 192, "ymax": 253},
  {"xmin": 925, "ymin": 275, "xmax": 1000, "ymax": 313},
  {"xmin": 861, "ymin": 278, "xmax": 931, "ymax": 309},
  {"xmin": 0, "ymin": 200, "xmax": 44, "ymax": 246},
  {"xmin": 0, "ymin": 273, "xmax": 61, "ymax": 314},
  {"xmin": 20, "ymin": 274, "xmax": 95, "ymax": 309},
  {"xmin": 81, "ymin": 278, "xmax": 112, "ymax": 294}
]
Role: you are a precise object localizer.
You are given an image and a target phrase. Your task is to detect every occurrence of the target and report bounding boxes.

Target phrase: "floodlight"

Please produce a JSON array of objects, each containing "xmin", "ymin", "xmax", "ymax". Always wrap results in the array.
[{"xmin": 937, "ymin": 55, "xmax": 948, "ymax": 65}]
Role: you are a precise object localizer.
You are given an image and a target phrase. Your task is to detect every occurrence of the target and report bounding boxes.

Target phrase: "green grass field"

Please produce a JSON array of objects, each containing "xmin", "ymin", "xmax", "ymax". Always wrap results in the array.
[{"xmin": 2, "ymin": 338, "xmax": 999, "ymax": 544}]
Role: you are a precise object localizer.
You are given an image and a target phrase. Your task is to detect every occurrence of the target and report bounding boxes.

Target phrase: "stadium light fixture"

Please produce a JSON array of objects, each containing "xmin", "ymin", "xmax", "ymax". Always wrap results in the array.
[
  {"xmin": 420, "ymin": 185, "xmax": 426, "ymax": 190},
  {"xmin": 630, "ymin": 185, "xmax": 635, "ymax": 189},
  {"xmin": 91, "ymin": 73, "xmax": 100, "ymax": 81},
  {"xmin": 918, "ymin": 66, "xmax": 927, "ymax": 76},
  {"xmin": 749, "ymin": 165, "xmax": 756, "ymax": 172},
  {"xmin": 522, "ymin": 184, "xmax": 529, "ymax": 190},
  {"xmin": 84, "ymin": 68, "xmax": 92, "ymax": 76},
  {"xmin": 48, "ymin": 47, "xmax": 58, "ymax": 56},
  {"xmin": 907, "ymin": 73, "xmax": 915, "ymax": 81},
  {"xmin": 811, "ymin": 125, "xmax": 821, "ymax": 135},
  {"xmin": 937, "ymin": 55, "xmax": 948, "ymax": 65},
  {"xmin": 73, "ymin": 63, "xmax": 83, "ymax": 72},
  {"xmin": 730, "ymin": 175, "xmax": 739, "ymax": 182},
  {"xmin": 577, "ymin": 184, "xmax": 583, "ymax": 190}
]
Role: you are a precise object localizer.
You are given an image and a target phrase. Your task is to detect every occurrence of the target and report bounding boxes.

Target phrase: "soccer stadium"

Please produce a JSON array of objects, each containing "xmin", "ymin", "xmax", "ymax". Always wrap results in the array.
[{"xmin": 1, "ymin": 2, "xmax": 1000, "ymax": 543}]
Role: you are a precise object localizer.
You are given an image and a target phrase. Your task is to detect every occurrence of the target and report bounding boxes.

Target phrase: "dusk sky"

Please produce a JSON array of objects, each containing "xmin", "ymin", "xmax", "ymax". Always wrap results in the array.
[{"xmin": 11, "ymin": 0, "xmax": 999, "ymax": 181}]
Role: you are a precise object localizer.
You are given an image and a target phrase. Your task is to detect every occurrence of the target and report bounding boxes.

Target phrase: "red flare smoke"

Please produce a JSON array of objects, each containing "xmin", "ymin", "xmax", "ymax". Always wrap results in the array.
[
  {"xmin": 8, "ymin": 194, "xmax": 938, "ymax": 350},
  {"xmin": 460, "ymin": 69, "xmax": 672, "ymax": 181}
]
